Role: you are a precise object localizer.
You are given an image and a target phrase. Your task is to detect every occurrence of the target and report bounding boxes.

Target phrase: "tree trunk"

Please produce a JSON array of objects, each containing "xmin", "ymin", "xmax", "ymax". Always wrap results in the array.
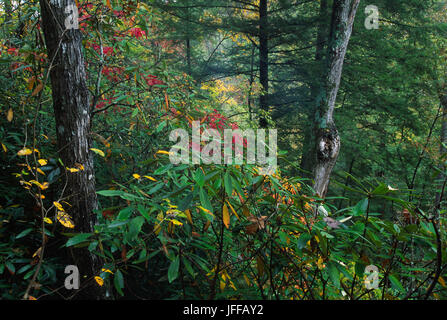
[
  {"xmin": 39, "ymin": 0, "xmax": 105, "ymax": 299},
  {"xmin": 185, "ymin": 1, "xmax": 192, "ymax": 75},
  {"xmin": 300, "ymin": 0, "xmax": 328, "ymax": 175},
  {"xmin": 311, "ymin": 0, "xmax": 360, "ymax": 198},
  {"xmin": 435, "ymin": 94, "xmax": 447, "ymax": 208},
  {"xmin": 259, "ymin": 0, "xmax": 269, "ymax": 128}
]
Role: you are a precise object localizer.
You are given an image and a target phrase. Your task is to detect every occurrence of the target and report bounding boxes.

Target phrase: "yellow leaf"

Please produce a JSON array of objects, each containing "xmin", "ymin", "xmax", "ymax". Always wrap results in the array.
[
  {"xmin": 32, "ymin": 247, "xmax": 42, "ymax": 258},
  {"xmin": 156, "ymin": 150, "xmax": 171, "ymax": 155},
  {"xmin": 43, "ymin": 217, "xmax": 52, "ymax": 224},
  {"xmin": 439, "ymin": 277, "xmax": 446, "ymax": 287},
  {"xmin": 101, "ymin": 268, "xmax": 113, "ymax": 274},
  {"xmin": 243, "ymin": 274, "xmax": 251, "ymax": 286},
  {"xmin": 29, "ymin": 180, "xmax": 49, "ymax": 190},
  {"xmin": 143, "ymin": 175, "xmax": 157, "ymax": 182},
  {"xmin": 184, "ymin": 209, "xmax": 193, "ymax": 224},
  {"xmin": 222, "ymin": 204, "xmax": 230, "ymax": 229},
  {"xmin": 66, "ymin": 167, "xmax": 79, "ymax": 173},
  {"xmin": 53, "ymin": 201, "xmax": 64, "ymax": 211},
  {"xmin": 220, "ymin": 280, "xmax": 226, "ymax": 291},
  {"xmin": 1, "ymin": 143, "xmax": 7, "ymax": 153},
  {"xmin": 28, "ymin": 296, "xmax": 37, "ymax": 300},
  {"xmin": 198, "ymin": 206, "xmax": 213, "ymax": 216},
  {"xmin": 317, "ymin": 257, "xmax": 325, "ymax": 269},
  {"xmin": 133, "ymin": 173, "xmax": 141, "ymax": 179},
  {"xmin": 154, "ymin": 212, "xmax": 164, "ymax": 235},
  {"xmin": 6, "ymin": 108, "xmax": 13, "ymax": 122},
  {"xmin": 170, "ymin": 219, "xmax": 183, "ymax": 226},
  {"xmin": 95, "ymin": 276, "xmax": 104, "ymax": 286},
  {"xmin": 57, "ymin": 211, "xmax": 75, "ymax": 228},
  {"xmin": 36, "ymin": 168, "xmax": 45, "ymax": 175},
  {"xmin": 90, "ymin": 148, "xmax": 105, "ymax": 157},
  {"xmin": 38, "ymin": 159, "xmax": 48, "ymax": 166},
  {"xmin": 17, "ymin": 148, "xmax": 32, "ymax": 156},
  {"xmin": 226, "ymin": 201, "xmax": 239, "ymax": 220}
]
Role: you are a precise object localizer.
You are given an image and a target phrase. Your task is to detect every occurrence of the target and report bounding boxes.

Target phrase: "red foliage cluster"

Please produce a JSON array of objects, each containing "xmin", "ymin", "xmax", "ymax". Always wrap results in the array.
[
  {"xmin": 129, "ymin": 27, "xmax": 146, "ymax": 39},
  {"xmin": 183, "ymin": 109, "xmax": 246, "ymax": 155},
  {"xmin": 95, "ymin": 95, "xmax": 116, "ymax": 110},
  {"xmin": 202, "ymin": 109, "xmax": 239, "ymax": 131},
  {"xmin": 7, "ymin": 48, "xmax": 19, "ymax": 56},
  {"xmin": 90, "ymin": 43, "xmax": 114, "ymax": 56},
  {"xmin": 101, "ymin": 66, "xmax": 127, "ymax": 82},
  {"xmin": 113, "ymin": 10, "xmax": 126, "ymax": 18},
  {"xmin": 145, "ymin": 74, "xmax": 164, "ymax": 86}
]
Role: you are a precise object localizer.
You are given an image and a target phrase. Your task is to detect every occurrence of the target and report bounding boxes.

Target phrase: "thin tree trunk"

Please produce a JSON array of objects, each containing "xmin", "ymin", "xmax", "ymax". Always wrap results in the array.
[
  {"xmin": 311, "ymin": 0, "xmax": 360, "ymax": 198},
  {"xmin": 435, "ymin": 94, "xmax": 447, "ymax": 208},
  {"xmin": 248, "ymin": 44, "xmax": 255, "ymax": 122},
  {"xmin": 259, "ymin": 0, "xmax": 269, "ymax": 128},
  {"xmin": 185, "ymin": 1, "xmax": 192, "ymax": 75},
  {"xmin": 39, "ymin": 0, "xmax": 105, "ymax": 299}
]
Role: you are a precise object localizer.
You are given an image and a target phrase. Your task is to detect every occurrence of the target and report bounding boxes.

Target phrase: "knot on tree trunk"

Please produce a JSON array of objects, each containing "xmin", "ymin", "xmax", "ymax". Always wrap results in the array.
[{"xmin": 316, "ymin": 126, "xmax": 340, "ymax": 161}]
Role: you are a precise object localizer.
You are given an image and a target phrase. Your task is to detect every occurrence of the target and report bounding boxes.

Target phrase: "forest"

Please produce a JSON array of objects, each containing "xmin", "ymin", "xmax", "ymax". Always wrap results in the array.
[{"xmin": 0, "ymin": 0, "xmax": 446, "ymax": 301}]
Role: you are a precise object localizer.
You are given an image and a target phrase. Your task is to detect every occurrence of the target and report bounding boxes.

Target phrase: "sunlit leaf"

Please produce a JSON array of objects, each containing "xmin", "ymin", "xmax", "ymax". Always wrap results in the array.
[
  {"xmin": 57, "ymin": 211, "xmax": 75, "ymax": 228},
  {"xmin": 95, "ymin": 276, "xmax": 104, "ymax": 286},
  {"xmin": 90, "ymin": 148, "xmax": 105, "ymax": 157},
  {"xmin": 222, "ymin": 204, "xmax": 230, "ymax": 229}
]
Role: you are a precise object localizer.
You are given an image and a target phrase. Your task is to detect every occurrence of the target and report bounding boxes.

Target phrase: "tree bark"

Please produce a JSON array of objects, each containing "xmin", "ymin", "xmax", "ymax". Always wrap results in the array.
[
  {"xmin": 300, "ymin": 0, "xmax": 328, "ymax": 175},
  {"xmin": 435, "ymin": 94, "xmax": 447, "ymax": 208},
  {"xmin": 39, "ymin": 0, "xmax": 105, "ymax": 299},
  {"xmin": 311, "ymin": 0, "xmax": 360, "ymax": 198},
  {"xmin": 259, "ymin": 0, "xmax": 269, "ymax": 128}
]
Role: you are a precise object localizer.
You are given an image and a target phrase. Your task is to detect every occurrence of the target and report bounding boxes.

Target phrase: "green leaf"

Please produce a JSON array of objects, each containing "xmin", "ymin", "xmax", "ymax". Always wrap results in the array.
[
  {"xmin": 15, "ymin": 228, "xmax": 33, "ymax": 239},
  {"xmin": 328, "ymin": 261, "xmax": 340, "ymax": 288},
  {"xmin": 168, "ymin": 256, "xmax": 180, "ymax": 283},
  {"xmin": 148, "ymin": 183, "xmax": 164, "ymax": 195},
  {"xmin": 352, "ymin": 198, "xmax": 368, "ymax": 216},
  {"xmin": 389, "ymin": 274, "xmax": 405, "ymax": 293},
  {"xmin": 66, "ymin": 233, "xmax": 92, "ymax": 247},
  {"xmin": 5, "ymin": 261, "xmax": 15, "ymax": 274},
  {"xmin": 355, "ymin": 261, "xmax": 366, "ymax": 277},
  {"xmin": 178, "ymin": 191, "xmax": 194, "ymax": 211},
  {"xmin": 117, "ymin": 207, "xmax": 134, "ymax": 220},
  {"xmin": 97, "ymin": 190, "xmax": 124, "ymax": 197},
  {"xmin": 371, "ymin": 183, "xmax": 389, "ymax": 195},
  {"xmin": 182, "ymin": 257, "xmax": 195, "ymax": 277},
  {"xmin": 154, "ymin": 164, "xmax": 173, "ymax": 175},
  {"xmin": 297, "ymin": 233, "xmax": 312, "ymax": 249},
  {"xmin": 127, "ymin": 216, "xmax": 145, "ymax": 240},
  {"xmin": 199, "ymin": 187, "xmax": 213, "ymax": 214},
  {"xmin": 137, "ymin": 205, "xmax": 151, "ymax": 222},
  {"xmin": 108, "ymin": 221, "xmax": 128, "ymax": 228},
  {"xmin": 156, "ymin": 120, "xmax": 167, "ymax": 133},
  {"xmin": 194, "ymin": 168, "xmax": 205, "ymax": 188},
  {"xmin": 224, "ymin": 171, "xmax": 233, "ymax": 198},
  {"xmin": 114, "ymin": 269, "xmax": 124, "ymax": 296}
]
